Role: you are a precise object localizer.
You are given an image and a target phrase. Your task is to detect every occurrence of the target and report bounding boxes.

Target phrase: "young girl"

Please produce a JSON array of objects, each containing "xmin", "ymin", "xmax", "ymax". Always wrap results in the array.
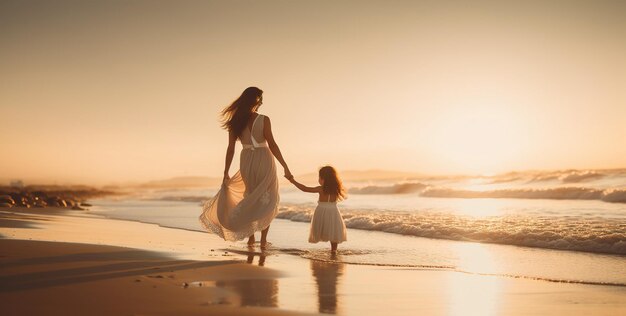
[{"xmin": 289, "ymin": 166, "xmax": 347, "ymax": 253}]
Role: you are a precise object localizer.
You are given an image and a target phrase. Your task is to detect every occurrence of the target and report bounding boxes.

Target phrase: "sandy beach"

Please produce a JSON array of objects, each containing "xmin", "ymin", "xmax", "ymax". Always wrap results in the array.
[
  {"xmin": 3, "ymin": 0, "xmax": 626, "ymax": 314},
  {"xmin": 1, "ymin": 206, "xmax": 625, "ymax": 315}
]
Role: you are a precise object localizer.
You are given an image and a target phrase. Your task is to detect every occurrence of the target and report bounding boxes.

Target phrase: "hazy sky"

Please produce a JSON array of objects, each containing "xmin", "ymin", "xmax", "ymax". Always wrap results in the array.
[{"xmin": 1, "ymin": 0, "xmax": 625, "ymax": 184}]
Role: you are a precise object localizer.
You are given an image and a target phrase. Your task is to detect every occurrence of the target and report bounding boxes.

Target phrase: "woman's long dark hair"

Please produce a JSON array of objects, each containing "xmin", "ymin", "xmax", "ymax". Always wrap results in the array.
[
  {"xmin": 220, "ymin": 87, "xmax": 263, "ymax": 137},
  {"xmin": 319, "ymin": 166, "xmax": 347, "ymax": 201}
]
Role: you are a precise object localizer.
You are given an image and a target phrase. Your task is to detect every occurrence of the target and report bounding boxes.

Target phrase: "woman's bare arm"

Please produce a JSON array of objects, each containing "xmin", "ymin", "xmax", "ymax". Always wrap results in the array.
[
  {"xmin": 223, "ymin": 130, "xmax": 237, "ymax": 183},
  {"xmin": 263, "ymin": 116, "xmax": 292, "ymax": 179},
  {"xmin": 289, "ymin": 178, "xmax": 321, "ymax": 193}
]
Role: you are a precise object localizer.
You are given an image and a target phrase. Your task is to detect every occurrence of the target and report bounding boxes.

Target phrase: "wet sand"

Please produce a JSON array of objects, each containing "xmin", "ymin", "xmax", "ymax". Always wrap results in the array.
[{"xmin": 1, "ymin": 207, "xmax": 625, "ymax": 315}]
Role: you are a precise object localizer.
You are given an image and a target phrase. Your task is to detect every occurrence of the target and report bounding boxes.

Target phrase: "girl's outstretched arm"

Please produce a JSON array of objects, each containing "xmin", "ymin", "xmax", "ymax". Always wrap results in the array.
[{"xmin": 289, "ymin": 178, "xmax": 321, "ymax": 193}]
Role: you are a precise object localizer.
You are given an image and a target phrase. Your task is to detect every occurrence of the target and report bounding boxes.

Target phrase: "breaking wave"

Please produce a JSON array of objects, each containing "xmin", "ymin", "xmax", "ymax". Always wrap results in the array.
[
  {"xmin": 421, "ymin": 187, "xmax": 626, "ymax": 203},
  {"xmin": 346, "ymin": 181, "xmax": 626, "ymax": 203},
  {"xmin": 493, "ymin": 169, "xmax": 622, "ymax": 184},
  {"xmin": 559, "ymin": 170, "xmax": 605, "ymax": 183},
  {"xmin": 276, "ymin": 206, "xmax": 626, "ymax": 255},
  {"xmin": 348, "ymin": 182, "xmax": 427, "ymax": 194}
]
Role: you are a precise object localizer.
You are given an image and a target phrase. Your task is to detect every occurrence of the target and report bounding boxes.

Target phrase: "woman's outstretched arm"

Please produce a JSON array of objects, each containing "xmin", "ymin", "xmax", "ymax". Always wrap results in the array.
[
  {"xmin": 263, "ymin": 116, "xmax": 292, "ymax": 179},
  {"xmin": 289, "ymin": 178, "xmax": 321, "ymax": 193},
  {"xmin": 222, "ymin": 130, "xmax": 237, "ymax": 183}
]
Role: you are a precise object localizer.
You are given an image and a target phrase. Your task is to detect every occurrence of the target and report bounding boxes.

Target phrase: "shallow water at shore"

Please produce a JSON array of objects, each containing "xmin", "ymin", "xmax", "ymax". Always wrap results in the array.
[{"xmin": 90, "ymin": 198, "xmax": 626, "ymax": 286}]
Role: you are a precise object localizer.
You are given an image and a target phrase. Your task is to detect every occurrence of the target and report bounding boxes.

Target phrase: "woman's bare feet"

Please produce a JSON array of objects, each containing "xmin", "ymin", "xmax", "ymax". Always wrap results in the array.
[{"xmin": 260, "ymin": 226, "xmax": 270, "ymax": 250}]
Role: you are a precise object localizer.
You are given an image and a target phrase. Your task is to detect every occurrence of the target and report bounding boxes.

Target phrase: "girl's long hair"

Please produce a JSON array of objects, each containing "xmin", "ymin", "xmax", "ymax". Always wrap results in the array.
[
  {"xmin": 220, "ymin": 87, "xmax": 263, "ymax": 137},
  {"xmin": 319, "ymin": 166, "xmax": 347, "ymax": 201}
]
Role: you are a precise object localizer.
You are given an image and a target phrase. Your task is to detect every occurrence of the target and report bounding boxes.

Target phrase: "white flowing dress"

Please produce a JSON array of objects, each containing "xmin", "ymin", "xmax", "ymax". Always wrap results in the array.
[{"xmin": 199, "ymin": 114, "xmax": 279, "ymax": 241}]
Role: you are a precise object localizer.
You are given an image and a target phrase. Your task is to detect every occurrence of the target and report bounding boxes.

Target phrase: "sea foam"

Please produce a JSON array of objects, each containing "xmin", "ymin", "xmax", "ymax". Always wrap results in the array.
[{"xmin": 277, "ymin": 205, "xmax": 626, "ymax": 255}]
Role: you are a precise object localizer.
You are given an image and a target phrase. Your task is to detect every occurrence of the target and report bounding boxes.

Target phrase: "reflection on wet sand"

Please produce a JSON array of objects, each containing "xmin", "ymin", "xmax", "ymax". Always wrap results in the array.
[
  {"xmin": 447, "ymin": 243, "xmax": 501, "ymax": 315},
  {"xmin": 215, "ymin": 251, "xmax": 278, "ymax": 307},
  {"xmin": 310, "ymin": 255, "xmax": 345, "ymax": 314},
  {"xmin": 247, "ymin": 252, "xmax": 266, "ymax": 266}
]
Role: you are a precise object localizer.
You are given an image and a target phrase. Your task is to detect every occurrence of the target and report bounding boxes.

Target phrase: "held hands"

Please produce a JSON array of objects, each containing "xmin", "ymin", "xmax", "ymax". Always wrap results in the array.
[{"xmin": 284, "ymin": 168, "xmax": 294, "ymax": 182}]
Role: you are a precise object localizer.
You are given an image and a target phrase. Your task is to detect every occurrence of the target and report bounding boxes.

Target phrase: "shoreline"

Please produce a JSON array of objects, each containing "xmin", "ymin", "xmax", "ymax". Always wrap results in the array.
[
  {"xmin": 49, "ymin": 205, "xmax": 626, "ymax": 287},
  {"xmin": 91, "ymin": 197, "xmax": 626, "ymax": 259},
  {"xmin": 0, "ymin": 207, "xmax": 316, "ymax": 315},
  {"xmin": 1, "ymin": 207, "xmax": 626, "ymax": 315},
  {"xmin": 87, "ymin": 198, "xmax": 626, "ymax": 288}
]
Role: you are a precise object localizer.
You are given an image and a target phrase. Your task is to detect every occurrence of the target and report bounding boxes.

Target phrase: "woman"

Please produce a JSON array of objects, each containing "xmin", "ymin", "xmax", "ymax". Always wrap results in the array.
[{"xmin": 199, "ymin": 87, "xmax": 292, "ymax": 248}]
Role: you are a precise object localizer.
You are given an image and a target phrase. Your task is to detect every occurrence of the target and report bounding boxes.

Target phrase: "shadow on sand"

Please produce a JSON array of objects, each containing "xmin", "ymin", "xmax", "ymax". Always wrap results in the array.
[{"xmin": 0, "ymin": 239, "xmax": 233, "ymax": 293}]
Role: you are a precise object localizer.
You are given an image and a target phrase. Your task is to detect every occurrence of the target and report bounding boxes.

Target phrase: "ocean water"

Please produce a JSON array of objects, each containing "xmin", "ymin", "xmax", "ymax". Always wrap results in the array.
[{"xmin": 90, "ymin": 169, "xmax": 626, "ymax": 286}]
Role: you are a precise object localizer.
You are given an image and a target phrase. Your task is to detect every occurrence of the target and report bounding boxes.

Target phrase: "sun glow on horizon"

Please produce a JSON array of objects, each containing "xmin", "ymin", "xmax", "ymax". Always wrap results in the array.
[
  {"xmin": 1, "ymin": 0, "xmax": 625, "ymax": 184},
  {"xmin": 423, "ymin": 102, "xmax": 530, "ymax": 175}
]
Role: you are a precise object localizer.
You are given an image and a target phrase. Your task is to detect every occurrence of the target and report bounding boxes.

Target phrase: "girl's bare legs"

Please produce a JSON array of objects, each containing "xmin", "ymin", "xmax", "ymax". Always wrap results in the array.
[
  {"xmin": 260, "ymin": 226, "xmax": 270, "ymax": 249},
  {"xmin": 247, "ymin": 234, "xmax": 255, "ymax": 246},
  {"xmin": 331, "ymin": 242, "xmax": 338, "ymax": 253}
]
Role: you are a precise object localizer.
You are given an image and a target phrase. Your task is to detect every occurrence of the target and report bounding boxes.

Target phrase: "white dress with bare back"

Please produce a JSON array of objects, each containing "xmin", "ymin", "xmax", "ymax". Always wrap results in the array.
[
  {"xmin": 199, "ymin": 114, "xmax": 279, "ymax": 241},
  {"xmin": 309, "ymin": 195, "xmax": 347, "ymax": 243}
]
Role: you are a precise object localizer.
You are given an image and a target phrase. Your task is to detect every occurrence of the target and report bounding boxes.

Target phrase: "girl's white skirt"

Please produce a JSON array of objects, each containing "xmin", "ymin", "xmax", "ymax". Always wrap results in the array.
[{"xmin": 309, "ymin": 202, "xmax": 347, "ymax": 243}]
